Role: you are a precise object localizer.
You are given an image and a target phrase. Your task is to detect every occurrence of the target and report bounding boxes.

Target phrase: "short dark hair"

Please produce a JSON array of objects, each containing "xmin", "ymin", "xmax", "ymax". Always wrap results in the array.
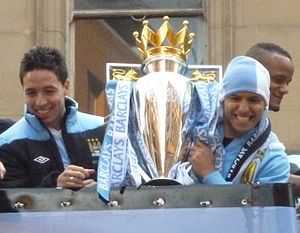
[
  {"xmin": 19, "ymin": 46, "xmax": 68, "ymax": 85},
  {"xmin": 245, "ymin": 42, "xmax": 292, "ymax": 64}
]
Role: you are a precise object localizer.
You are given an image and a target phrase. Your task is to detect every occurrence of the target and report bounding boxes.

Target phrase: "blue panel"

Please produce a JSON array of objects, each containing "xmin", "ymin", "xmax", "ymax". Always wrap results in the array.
[{"xmin": 0, "ymin": 207, "xmax": 298, "ymax": 233}]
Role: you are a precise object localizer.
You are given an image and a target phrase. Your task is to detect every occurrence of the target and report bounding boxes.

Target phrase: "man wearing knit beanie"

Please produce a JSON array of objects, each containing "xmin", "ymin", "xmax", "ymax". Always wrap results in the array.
[
  {"xmin": 220, "ymin": 56, "xmax": 270, "ymax": 108},
  {"xmin": 189, "ymin": 56, "xmax": 289, "ymax": 184}
]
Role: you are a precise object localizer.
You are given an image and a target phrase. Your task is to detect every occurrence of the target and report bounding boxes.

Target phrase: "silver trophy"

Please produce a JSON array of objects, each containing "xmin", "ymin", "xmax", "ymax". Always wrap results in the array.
[
  {"xmin": 131, "ymin": 16, "xmax": 195, "ymax": 185},
  {"xmin": 98, "ymin": 17, "xmax": 220, "ymax": 198}
]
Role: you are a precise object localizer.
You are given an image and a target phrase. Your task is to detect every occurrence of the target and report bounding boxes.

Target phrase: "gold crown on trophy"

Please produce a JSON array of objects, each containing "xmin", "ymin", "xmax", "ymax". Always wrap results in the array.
[{"xmin": 133, "ymin": 16, "xmax": 195, "ymax": 62}]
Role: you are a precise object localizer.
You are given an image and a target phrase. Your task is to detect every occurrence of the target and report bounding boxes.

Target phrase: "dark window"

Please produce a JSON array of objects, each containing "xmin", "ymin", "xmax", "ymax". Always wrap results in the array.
[{"xmin": 72, "ymin": 0, "xmax": 207, "ymax": 115}]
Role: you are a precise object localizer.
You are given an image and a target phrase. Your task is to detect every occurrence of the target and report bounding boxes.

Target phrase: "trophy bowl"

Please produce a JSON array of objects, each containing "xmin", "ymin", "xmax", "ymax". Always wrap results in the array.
[{"xmin": 133, "ymin": 61, "xmax": 192, "ymax": 186}]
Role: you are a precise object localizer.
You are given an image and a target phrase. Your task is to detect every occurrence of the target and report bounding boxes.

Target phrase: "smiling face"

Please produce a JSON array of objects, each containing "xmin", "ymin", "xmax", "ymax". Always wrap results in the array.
[
  {"xmin": 223, "ymin": 92, "xmax": 266, "ymax": 138},
  {"xmin": 262, "ymin": 53, "xmax": 294, "ymax": 112},
  {"xmin": 22, "ymin": 69, "xmax": 69, "ymax": 129}
]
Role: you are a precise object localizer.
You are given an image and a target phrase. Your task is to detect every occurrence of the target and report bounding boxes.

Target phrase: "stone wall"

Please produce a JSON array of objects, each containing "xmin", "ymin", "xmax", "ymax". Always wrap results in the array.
[
  {"xmin": 0, "ymin": 0, "xmax": 67, "ymax": 119},
  {"xmin": 208, "ymin": 0, "xmax": 300, "ymax": 152}
]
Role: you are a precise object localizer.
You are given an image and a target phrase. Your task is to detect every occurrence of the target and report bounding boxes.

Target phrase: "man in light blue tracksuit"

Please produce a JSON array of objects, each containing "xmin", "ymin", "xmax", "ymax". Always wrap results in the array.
[
  {"xmin": 190, "ymin": 56, "xmax": 290, "ymax": 184},
  {"xmin": 0, "ymin": 46, "xmax": 106, "ymax": 189}
]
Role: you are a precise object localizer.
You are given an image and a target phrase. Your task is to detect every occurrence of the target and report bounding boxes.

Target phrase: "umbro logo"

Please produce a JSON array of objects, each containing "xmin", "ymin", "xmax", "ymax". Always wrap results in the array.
[{"xmin": 33, "ymin": 156, "xmax": 50, "ymax": 164}]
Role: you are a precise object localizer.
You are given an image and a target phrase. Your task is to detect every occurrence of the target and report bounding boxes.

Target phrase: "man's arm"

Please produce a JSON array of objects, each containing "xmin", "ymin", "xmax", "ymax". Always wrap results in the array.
[
  {"xmin": 0, "ymin": 144, "xmax": 30, "ymax": 188},
  {"xmin": 56, "ymin": 165, "xmax": 96, "ymax": 189},
  {"xmin": 189, "ymin": 141, "xmax": 229, "ymax": 184},
  {"xmin": 0, "ymin": 161, "xmax": 6, "ymax": 179},
  {"xmin": 255, "ymin": 150, "xmax": 290, "ymax": 183}
]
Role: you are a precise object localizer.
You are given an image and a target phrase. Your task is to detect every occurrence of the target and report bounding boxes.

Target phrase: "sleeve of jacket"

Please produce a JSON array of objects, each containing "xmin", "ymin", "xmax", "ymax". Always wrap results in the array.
[
  {"xmin": 0, "ymin": 143, "xmax": 62, "ymax": 188},
  {"xmin": 0, "ymin": 143, "xmax": 30, "ymax": 188},
  {"xmin": 39, "ymin": 171, "xmax": 61, "ymax": 187},
  {"xmin": 255, "ymin": 139, "xmax": 290, "ymax": 183},
  {"xmin": 202, "ymin": 170, "xmax": 229, "ymax": 184}
]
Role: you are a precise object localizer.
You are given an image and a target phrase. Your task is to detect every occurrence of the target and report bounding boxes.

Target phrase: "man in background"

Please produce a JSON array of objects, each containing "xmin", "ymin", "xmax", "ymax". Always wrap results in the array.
[
  {"xmin": 245, "ymin": 42, "xmax": 294, "ymax": 112},
  {"xmin": 246, "ymin": 42, "xmax": 300, "ymax": 190}
]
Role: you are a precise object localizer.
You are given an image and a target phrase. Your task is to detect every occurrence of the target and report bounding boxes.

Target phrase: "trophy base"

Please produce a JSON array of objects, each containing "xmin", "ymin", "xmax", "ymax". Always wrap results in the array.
[{"xmin": 143, "ymin": 178, "xmax": 181, "ymax": 186}]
